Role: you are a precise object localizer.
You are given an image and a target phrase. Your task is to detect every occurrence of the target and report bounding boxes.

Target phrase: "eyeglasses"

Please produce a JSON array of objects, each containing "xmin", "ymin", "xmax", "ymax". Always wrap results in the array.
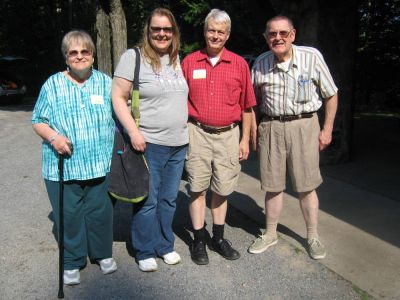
[
  {"xmin": 67, "ymin": 49, "xmax": 92, "ymax": 58},
  {"xmin": 266, "ymin": 30, "xmax": 292, "ymax": 39},
  {"xmin": 150, "ymin": 26, "xmax": 173, "ymax": 35},
  {"xmin": 206, "ymin": 29, "xmax": 228, "ymax": 36}
]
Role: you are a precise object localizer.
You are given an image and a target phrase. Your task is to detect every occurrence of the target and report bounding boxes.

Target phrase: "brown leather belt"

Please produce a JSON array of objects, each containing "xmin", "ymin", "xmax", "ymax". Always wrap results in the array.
[
  {"xmin": 262, "ymin": 112, "xmax": 315, "ymax": 122},
  {"xmin": 189, "ymin": 118, "xmax": 238, "ymax": 134}
]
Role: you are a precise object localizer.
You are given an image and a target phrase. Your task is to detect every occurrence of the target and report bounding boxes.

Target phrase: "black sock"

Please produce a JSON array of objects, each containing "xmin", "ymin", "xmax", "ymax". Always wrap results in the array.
[
  {"xmin": 193, "ymin": 227, "xmax": 207, "ymax": 242},
  {"xmin": 212, "ymin": 224, "xmax": 224, "ymax": 241}
]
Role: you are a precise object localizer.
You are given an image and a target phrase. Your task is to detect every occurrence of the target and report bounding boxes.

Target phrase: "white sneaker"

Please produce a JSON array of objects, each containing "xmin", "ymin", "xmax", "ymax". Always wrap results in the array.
[
  {"xmin": 162, "ymin": 251, "xmax": 181, "ymax": 265},
  {"xmin": 64, "ymin": 269, "xmax": 80, "ymax": 285},
  {"xmin": 138, "ymin": 258, "xmax": 158, "ymax": 272},
  {"xmin": 98, "ymin": 258, "xmax": 118, "ymax": 275}
]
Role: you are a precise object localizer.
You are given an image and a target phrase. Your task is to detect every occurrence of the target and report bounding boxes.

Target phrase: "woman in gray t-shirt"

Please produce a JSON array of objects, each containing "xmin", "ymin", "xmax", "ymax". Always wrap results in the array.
[{"xmin": 112, "ymin": 7, "xmax": 188, "ymax": 272}]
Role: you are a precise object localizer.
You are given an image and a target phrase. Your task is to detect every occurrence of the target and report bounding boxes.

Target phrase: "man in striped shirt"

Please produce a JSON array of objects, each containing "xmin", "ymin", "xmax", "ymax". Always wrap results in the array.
[{"xmin": 249, "ymin": 15, "xmax": 338, "ymax": 260}]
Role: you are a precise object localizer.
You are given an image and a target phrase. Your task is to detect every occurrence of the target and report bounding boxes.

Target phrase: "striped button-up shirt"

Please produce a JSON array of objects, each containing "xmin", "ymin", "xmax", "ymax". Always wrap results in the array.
[
  {"xmin": 252, "ymin": 44, "xmax": 338, "ymax": 117},
  {"xmin": 32, "ymin": 70, "xmax": 114, "ymax": 181}
]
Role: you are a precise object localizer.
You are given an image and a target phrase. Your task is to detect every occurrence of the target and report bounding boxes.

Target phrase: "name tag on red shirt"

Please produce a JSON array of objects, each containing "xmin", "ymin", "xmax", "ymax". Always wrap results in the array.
[{"xmin": 193, "ymin": 69, "xmax": 206, "ymax": 79}]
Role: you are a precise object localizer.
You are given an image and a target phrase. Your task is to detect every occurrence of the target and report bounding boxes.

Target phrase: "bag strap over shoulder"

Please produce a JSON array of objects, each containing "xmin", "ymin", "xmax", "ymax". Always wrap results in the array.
[{"xmin": 131, "ymin": 47, "xmax": 141, "ymax": 127}]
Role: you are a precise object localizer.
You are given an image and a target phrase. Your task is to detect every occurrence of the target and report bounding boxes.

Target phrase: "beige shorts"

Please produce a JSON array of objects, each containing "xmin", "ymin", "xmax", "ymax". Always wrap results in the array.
[
  {"xmin": 185, "ymin": 123, "xmax": 241, "ymax": 196},
  {"xmin": 258, "ymin": 114, "xmax": 322, "ymax": 193}
]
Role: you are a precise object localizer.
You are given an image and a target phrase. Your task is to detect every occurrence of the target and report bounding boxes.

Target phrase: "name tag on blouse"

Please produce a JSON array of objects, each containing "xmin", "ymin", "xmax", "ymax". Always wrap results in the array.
[
  {"xmin": 90, "ymin": 95, "xmax": 104, "ymax": 105},
  {"xmin": 193, "ymin": 69, "xmax": 206, "ymax": 79}
]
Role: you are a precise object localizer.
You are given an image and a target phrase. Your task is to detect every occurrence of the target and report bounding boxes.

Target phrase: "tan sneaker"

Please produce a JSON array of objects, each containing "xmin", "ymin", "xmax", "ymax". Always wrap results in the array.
[
  {"xmin": 308, "ymin": 238, "xmax": 326, "ymax": 259},
  {"xmin": 248, "ymin": 234, "xmax": 278, "ymax": 254}
]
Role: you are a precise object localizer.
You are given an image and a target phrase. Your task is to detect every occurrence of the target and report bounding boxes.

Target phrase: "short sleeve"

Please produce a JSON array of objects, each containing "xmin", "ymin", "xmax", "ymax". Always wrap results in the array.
[
  {"xmin": 113, "ymin": 49, "xmax": 137, "ymax": 82},
  {"xmin": 241, "ymin": 60, "xmax": 257, "ymax": 110},
  {"xmin": 314, "ymin": 50, "xmax": 338, "ymax": 98},
  {"xmin": 32, "ymin": 84, "xmax": 51, "ymax": 125}
]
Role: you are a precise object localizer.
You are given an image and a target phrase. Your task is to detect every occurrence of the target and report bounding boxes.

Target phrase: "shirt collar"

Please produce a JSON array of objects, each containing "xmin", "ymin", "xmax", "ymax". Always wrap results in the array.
[
  {"xmin": 197, "ymin": 48, "xmax": 232, "ymax": 64},
  {"xmin": 269, "ymin": 44, "xmax": 299, "ymax": 72}
]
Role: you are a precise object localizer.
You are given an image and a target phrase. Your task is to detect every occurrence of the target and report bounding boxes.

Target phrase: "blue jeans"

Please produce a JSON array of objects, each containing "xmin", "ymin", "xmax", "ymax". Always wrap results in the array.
[{"xmin": 131, "ymin": 143, "xmax": 187, "ymax": 260}]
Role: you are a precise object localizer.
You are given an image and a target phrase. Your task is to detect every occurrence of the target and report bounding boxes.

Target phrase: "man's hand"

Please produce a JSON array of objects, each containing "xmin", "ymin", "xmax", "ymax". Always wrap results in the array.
[
  {"xmin": 250, "ymin": 111, "xmax": 258, "ymax": 152},
  {"xmin": 320, "ymin": 93, "xmax": 338, "ymax": 151},
  {"xmin": 239, "ymin": 139, "xmax": 250, "ymax": 161},
  {"xmin": 319, "ymin": 127, "xmax": 333, "ymax": 151}
]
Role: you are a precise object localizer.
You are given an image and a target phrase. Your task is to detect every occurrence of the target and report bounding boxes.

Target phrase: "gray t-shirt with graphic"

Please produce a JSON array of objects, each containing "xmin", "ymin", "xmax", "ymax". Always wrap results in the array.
[{"xmin": 114, "ymin": 49, "xmax": 189, "ymax": 146}]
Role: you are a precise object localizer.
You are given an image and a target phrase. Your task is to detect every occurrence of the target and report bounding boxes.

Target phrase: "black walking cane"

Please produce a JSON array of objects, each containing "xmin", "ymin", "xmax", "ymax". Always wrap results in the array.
[{"xmin": 58, "ymin": 154, "xmax": 64, "ymax": 298}]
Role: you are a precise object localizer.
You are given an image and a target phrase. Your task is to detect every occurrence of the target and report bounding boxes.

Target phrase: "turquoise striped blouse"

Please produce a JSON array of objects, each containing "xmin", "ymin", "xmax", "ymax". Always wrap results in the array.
[{"xmin": 32, "ymin": 70, "xmax": 115, "ymax": 181}]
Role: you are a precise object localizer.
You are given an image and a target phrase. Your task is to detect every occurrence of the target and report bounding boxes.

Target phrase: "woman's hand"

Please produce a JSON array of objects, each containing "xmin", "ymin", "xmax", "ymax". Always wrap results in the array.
[
  {"xmin": 32, "ymin": 123, "xmax": 73, "ymax": 156},
  {"xmin": 128, "ymin": 130, "xmax": 146, "ymax": 152},
  {"xmin": 51, "ymin": 134, "xmax": 73, "ymax": 156}
]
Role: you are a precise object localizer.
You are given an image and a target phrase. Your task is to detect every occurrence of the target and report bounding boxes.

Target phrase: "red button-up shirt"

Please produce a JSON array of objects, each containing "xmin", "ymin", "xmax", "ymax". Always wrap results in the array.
[{"xmin": 182, "ymin": 48, "xmax": 256, "ymax": 127}]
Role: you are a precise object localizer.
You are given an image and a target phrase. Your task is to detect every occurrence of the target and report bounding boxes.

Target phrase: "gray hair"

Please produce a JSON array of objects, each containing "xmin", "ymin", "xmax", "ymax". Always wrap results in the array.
[
  {"xmin": 266, "ymin": 15, "xmax": 294, "ymax": 32},
  {"xmin": 204, "ymin": 9, "xmax": 231, "ymax": 33},
  {"xmin": 61, "ymin": 30, "xmax": 95, "ymax": 59}
]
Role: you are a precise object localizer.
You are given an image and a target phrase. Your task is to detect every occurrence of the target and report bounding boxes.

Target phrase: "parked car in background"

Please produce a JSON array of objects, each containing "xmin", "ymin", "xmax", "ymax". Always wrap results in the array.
[{"xmin": 0, "ymin": 56, "xmax": 29, "ymax": 104}]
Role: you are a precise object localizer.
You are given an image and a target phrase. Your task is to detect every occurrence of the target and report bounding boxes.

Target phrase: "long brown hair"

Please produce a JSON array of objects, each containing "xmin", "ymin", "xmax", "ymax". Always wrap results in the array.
[{"xmin": 139, "ymin": 8, "xmax": 181, "ymax": 72}]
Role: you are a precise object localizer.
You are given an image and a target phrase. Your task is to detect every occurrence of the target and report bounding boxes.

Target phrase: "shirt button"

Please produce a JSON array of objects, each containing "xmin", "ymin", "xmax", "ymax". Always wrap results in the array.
[
  {"xmin": 210, "ymin": 92, "xmax": 213, "ymax": 95},
  {"xmin": 211, "ymin": 81, "xmax": 214, "ymax": 84}
]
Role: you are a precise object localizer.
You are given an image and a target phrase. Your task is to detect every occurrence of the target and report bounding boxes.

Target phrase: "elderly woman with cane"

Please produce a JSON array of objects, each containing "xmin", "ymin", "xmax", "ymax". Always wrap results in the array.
[{"xmin": 32, "ymin": 30, "xmax": 117, "ymax": 286}]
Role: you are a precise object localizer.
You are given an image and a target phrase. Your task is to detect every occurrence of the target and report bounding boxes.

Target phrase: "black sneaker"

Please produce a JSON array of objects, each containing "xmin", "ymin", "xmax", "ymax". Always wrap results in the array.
[
  {"xmin": 190, "ymin": 240, "xmax": 209, "ymax": 265},
  {"xmin": 211, "ymin": 238, "xmax": 240, "ymax": 260}
]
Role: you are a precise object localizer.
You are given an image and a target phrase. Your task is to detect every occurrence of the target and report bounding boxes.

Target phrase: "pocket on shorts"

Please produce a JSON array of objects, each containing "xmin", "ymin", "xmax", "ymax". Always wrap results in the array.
[
  {"xmin": 230, "ymin": 156, "xmax": 239, "ymax": 166},
  {"xmin": 187, "ymin": 123, "xmax": 201, "ymax": 156},
  {"xmin": 223, "ymin": 128, "xmax": 240, "ymax": 171},
  {"xmin": 257, "ymin": 122, "xmax": 269, "ymax": 144}
]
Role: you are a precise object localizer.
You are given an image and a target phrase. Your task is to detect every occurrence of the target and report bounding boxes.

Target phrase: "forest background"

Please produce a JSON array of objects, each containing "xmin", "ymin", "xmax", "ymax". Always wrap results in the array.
[{"xmin": 0, "ymin": 0, "xmax": 399, "ymax": 163}]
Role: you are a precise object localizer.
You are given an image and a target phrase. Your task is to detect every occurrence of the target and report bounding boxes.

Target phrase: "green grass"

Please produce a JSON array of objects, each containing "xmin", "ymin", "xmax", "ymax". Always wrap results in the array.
[
  {"xmin": 294, "ymin": 247, "xmax": 302, "ymax": 255},
  {"xmin": 352, "ymin": 285, "xmax": 371, "ymax": 300}
]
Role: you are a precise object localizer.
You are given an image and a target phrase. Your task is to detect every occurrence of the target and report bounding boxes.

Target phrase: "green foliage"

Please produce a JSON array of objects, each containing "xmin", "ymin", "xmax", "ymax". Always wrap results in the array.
[
  {"xmin": 179, "ymin": 0, "xmax": 210, "ymax": 25},
  {"xmin": 352, "ymin": 285, "xmax": 371, "ymax": 300},
  {"xmin": 356, "ymin": 0, "xmax": 400, "ymax": 112},
  {"xmin": 1, "ymin": 0, "xmax": 397, "ymax": 112},
  {"xmin": 181, "ymin": 42, "xmax": 200, "ymax": 57}
]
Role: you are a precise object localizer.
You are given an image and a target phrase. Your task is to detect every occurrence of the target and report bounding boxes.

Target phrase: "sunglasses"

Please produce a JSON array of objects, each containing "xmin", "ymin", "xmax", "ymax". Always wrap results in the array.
[
  {"xmin": 67, "ymin": 49, "xmax": 92, "ymax": 58},
  {"xmin": 266, "ymin": 30, "xmax": 292, "ymax": 39},
  {"xmin": 150, "ymin": 26, "xmax": 173, "ymax": 35}
]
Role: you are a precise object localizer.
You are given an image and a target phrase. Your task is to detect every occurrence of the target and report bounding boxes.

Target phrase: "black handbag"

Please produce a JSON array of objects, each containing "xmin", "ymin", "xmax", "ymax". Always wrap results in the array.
[{"xmin": 108, "ymin": 47, "xmax": 149, "ymax": 203}]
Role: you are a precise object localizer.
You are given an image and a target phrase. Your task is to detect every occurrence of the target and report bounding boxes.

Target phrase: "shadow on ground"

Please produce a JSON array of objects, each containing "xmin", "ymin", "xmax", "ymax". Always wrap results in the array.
[{"xmin": 241, "ymin": 115, "xmax": 400, "ymax": 248}]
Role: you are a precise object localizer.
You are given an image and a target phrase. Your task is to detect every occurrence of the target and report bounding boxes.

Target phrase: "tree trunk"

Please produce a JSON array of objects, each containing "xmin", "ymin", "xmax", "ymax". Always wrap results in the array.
[
  {"xmin": 109, "ymin": 0, "xmax": 127, "ymax": 70},
  {"xmin": 96, "ymin": 6, "xmax": 112, "ymax": 76}
]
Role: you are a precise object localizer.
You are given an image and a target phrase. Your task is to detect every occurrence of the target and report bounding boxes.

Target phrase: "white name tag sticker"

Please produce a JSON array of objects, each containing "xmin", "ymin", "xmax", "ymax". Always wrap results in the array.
[
  {"xmin": 90, "ymin": 95, "xmax": 104, "ymax": 105},
  {"xmin": 193, "ymin": 69, "xmax": 206, "ymax": 79}
]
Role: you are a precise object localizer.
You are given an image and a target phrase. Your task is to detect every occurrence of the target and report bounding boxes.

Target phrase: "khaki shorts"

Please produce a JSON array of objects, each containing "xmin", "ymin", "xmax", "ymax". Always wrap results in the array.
[
  {"xmin": 258, "ymin": 114, "xmax": 322, "ymax": 193},
  {"xmin": 185, "ymin": 123, "xmax": 241, "ymax": 196}
]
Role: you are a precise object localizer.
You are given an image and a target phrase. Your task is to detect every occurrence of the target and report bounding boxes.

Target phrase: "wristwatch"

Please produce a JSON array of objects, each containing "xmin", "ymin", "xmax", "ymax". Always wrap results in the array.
[{"xmin": 49, "ymin": 133, "xmax": 58, "ymax": 144}]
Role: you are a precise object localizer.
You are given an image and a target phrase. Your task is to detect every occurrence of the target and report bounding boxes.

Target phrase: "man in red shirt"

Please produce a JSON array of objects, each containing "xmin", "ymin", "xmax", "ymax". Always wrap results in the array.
[{"xmin": 182, "ymin": 8, "xmax": 256, "ymax": 265}]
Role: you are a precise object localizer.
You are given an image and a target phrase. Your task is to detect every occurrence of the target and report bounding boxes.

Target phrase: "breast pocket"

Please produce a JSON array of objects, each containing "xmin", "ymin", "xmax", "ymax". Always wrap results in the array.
[
  {"xmin": 225, "ymin": 77, "xmax": 241, "ymax": 105},
  {"xmin": 297, "ymin": 74, "xmax": 313, "ymax": 104}
]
